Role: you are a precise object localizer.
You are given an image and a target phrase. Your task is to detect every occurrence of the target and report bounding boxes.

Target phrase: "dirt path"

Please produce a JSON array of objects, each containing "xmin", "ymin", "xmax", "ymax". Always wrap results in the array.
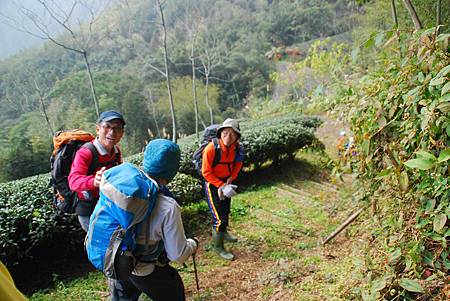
[{"xmin": 181, "ymin": 116, "xmax": 366, "ymax": 301}]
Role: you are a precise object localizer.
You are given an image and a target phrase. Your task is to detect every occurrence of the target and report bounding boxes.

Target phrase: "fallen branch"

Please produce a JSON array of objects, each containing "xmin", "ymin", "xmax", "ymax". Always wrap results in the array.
[{"xmin": 322, "ymin": 207, "xmax": 365, "ymax": 245}]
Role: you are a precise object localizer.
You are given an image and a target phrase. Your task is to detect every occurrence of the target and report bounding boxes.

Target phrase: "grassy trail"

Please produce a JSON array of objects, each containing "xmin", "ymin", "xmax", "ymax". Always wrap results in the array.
[{"xmin": 31, "ymin": 117, "xmax": 368, "ymax": 301}]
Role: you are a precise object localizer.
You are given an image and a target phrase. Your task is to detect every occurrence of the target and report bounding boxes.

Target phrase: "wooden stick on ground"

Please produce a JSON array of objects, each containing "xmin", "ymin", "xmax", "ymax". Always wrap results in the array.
[{"xmin": 322, "ymin": 207, "xmax": 365, "ymax": 245}]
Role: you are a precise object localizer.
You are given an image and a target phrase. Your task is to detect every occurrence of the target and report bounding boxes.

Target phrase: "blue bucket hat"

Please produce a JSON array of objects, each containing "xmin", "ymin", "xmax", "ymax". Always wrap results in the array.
[
  {"xmin": 98, "ymin": 110, "xmax": 126, "ymax": 125},
  {"xmin": 143, "ymin": 139, "xmax": 180, "ymax": 181}
]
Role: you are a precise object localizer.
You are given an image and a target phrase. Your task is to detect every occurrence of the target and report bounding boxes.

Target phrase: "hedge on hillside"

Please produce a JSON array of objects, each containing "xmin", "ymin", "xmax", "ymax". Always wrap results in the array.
[
  {"xmin": 177, "ymin": 115, "xmax": 323, "ymax": 176},
  {"xmin": 0, "ymin": 174, "xmax": 82, "ymax": 266},
  {"xmin": 0, "ymin": 114, "xmax": 322, "ymax": 267}
]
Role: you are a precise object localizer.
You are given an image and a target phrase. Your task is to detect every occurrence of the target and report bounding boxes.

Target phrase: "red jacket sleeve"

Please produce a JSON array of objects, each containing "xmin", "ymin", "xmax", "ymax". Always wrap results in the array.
[{"xmin": 68, "ymin": 147, "xmax": 95, "ymax": 192}]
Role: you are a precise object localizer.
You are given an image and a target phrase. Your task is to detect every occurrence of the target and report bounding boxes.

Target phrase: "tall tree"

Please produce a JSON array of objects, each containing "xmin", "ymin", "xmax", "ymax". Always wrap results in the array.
[
  {"xmin": 34, "ymin": 80, "xmax": 55, "ymax": 136},
  {"xmin": 156, "ymin": 0, "xmax": 177, "ymax": 142},
  {"xmin": 190, "ymin": 30, "xmax": 201, "ymax": 138},
  {"xmin": 143, "ymin": 87, "xmax": 161, "ymax": 138},
  {"xmin": 402, "ymin": 0, "xmax": 423, "ymax": 30},
  {"xmin": 198, "ymin": 31, "xmax": 224, "ymax": 125},
  {"xmin": 436, "ymin": 0, "xmax": 442, "ymax": 34}
]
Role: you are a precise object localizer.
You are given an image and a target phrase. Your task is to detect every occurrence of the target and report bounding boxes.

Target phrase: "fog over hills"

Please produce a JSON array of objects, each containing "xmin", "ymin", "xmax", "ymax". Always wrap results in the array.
[
  {"xmin": 0, "ymin": 0, "xmax": 108, "ymax": 61},
  {"xmin": 0, "ymin": 0, "xmax": 43, "ymax": 60}
]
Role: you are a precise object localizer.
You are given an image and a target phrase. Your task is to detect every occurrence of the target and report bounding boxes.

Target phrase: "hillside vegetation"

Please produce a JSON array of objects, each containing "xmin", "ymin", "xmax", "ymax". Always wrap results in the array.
[
  {"xmin": 0, "ymin": 0, "xmax": 359, "ymax": 182},
  {"xmin": 0, "ymin": 0, "xmax": 449, "ymax": 300},
  {"xmin": 267, "ymin": 1, "xmax": 449, "ymax": 299}
]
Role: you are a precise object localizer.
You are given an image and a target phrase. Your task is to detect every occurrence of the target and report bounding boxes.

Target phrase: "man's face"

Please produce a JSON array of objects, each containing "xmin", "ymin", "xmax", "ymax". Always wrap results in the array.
[
  {"xmin": 220, "ymin": 127, "xmax": 238, "ymax": 146},
  {"xmin": 96, "ymin": 119, "xmax": 124, "ymax": 151}
]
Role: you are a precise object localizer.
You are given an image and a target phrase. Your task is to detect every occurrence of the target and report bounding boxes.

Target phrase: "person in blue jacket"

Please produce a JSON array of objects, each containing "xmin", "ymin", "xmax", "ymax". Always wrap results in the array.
[{"xmin": 94, "ymin": 139, "xmax": 198, "ymax": 301}]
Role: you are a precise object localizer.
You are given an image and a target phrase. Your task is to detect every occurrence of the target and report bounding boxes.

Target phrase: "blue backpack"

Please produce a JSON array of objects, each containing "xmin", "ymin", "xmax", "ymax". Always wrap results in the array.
[{"xmin": 85, "ymin": 162, "xmax": 160, "ymax": 280}]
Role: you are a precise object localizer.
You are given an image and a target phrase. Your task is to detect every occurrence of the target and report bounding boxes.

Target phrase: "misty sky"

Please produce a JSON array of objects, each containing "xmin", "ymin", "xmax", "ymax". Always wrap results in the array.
[
  {"xmin": 0, "ymin": 0, "xmax": 111, "ymax": 61},
  {"xmin": 0, "ymin": 0, "xmax": 45, "ymax": 60}
]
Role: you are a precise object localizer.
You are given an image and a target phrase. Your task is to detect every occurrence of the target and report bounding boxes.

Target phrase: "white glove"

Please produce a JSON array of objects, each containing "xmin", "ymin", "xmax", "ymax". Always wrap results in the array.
[{"xmin": 222, "ymin": 184, "xmax": 238, "ymax": 198}]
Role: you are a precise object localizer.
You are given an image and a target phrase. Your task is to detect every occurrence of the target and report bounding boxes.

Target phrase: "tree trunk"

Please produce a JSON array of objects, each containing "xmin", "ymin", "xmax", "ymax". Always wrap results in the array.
[
  {"xmin": 231, "ymin": 79, "xmax": 240, "ymax": 107},
  {"xmin": 147, "ymin": 89, "xmax": 161, "ymax": 137},
  {"xmin": 191, "ymin": 43, "xmax": 200, "ymax": 140},
  {"xmin": 38, "ymin": 95, "xmax": 54, "ymax": 136},
  {"xmin": 157, "ymin": 0, "xmax": 177, "ymax": 142},
  {"xmin": 436, "ymin": 0, "xmax": 442, "ymax": 34},
  {"xmin": 205, "ymin": 72, "xmax": 213, "ymax": 125},
  {"xmin": 199, "ymin": 114, "xmax": 207, "ymax": 130},
  {"xmin": 402, "ymin": 0, "xmax": 422, "ymax": 30},
  {"xmin": 34, "ymin": 80, "xmax": 54, "ymax": 136},
  {"xmin": 82, "ymin": 51, "xmax": 100, "ymax": 117},
  {"xmin": 391, "ymin": 0, "xmax": 399, "ymax": 29},
  {"xmin": 391, "ymin": 0, "xmax": 401, "ymax": 45}
]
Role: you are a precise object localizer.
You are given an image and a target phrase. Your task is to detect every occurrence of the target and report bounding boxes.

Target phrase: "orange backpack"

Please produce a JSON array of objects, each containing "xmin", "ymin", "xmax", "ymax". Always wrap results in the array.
[{"xmin": 50, "ymin": 130, "xmax": 96, "ymax": 213}]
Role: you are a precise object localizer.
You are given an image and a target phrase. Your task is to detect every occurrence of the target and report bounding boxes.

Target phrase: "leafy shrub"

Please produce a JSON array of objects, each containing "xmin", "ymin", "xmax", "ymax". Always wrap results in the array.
[
  {"xmin": 0, "ymin": 174, "xmax": 83, "ymax": 266},
  {"xmin": 338, "ymin": 29, "xmax": 449, "ymax": 298}
]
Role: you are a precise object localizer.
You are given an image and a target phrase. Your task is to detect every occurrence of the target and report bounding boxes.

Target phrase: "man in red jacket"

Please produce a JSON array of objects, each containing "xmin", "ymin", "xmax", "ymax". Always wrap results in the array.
[
  {"xmin": 68, "ymin": 110, "xmax": 124, "ymax": 231},
  {"xmin": 202, "ymin": 118, "xmax": 244, "ymax": 260}
]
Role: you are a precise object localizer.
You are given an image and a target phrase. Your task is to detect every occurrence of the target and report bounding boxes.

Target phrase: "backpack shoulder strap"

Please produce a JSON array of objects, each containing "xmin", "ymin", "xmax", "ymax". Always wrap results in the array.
[
  {"xmin": 212, "ymin": 138, "xmax": 221, "ymax": 168},
  {"xmin": 234, "ymin": 142, "xmax": 244, "ymax": 163},
  {"xmin": 82, "ymin": 142, "xmax": 99, "ymax": 175}
]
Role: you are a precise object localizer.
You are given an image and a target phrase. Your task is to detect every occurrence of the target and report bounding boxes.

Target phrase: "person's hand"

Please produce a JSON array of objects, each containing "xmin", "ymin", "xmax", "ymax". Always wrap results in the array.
[
  {"xmin": 226, "ymin": 177, "xmax": 233, "ymax": 185},
  {"xmin": 192, "ymin": 237, "xmax": 199, "ymax": 253},
  {"xmin": 188, "ymin": 237, "xmax": 199, "ymax": 253},
  {"xmin": 94, "ymin": 167, "xmax": 106, "ymax": 187},
  {"xmin": 218, "ymin": 185, "xmax": 225, "ymax": 200}
]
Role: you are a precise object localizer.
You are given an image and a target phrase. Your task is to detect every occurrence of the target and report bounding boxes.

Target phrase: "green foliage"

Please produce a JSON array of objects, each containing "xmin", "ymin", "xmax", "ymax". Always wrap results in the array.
[
  {"xmin": 0, "ymin": 0, "xmax": 359, "ymax": 178},
  {"xmin": 261, "ymin": 0, "xmax": 358, "ymax": 46},
  {"xmin": 150, "ymin": 76, "xmax": 222, "ymax": 136},
  {"xmin": 268, "ymin": 37, "xmax": 358, "ymax": 114},
  {"xmin": 0, "ymin": 174, "xmax": 83, "ymax": 267},
  {"xmin": 333, "ymin": 29, "xmax": 449, "ymax": 298},
  {"xmin": 0, "ymin": 112, "xmax": 52, "ymax": 181}
]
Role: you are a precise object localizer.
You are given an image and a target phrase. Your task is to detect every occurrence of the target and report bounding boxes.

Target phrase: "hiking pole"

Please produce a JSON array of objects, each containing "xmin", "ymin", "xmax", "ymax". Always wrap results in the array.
[{"xmin": 192, "ymin": 254, "xmax": 200, "ymax": 292}]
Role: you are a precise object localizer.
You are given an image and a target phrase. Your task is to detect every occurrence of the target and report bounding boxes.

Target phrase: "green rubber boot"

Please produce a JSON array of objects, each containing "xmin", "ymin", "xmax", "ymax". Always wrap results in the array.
[
  {"xmin": 223, "ymin": 230, "xmax": 238, "ymax": 243},
  {"xmin": 212, "ymin": 230, "xmax": 234, "ymax": 260}
]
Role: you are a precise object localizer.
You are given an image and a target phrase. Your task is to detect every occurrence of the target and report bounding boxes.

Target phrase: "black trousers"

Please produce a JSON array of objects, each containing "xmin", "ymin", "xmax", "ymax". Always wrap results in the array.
[
  {"xmin": 204, "ymin": 181, "xmax": 231, "ymax": 232},
  {"xmin": 110, "ymin": 265, "xmax": 185, "ymax": 301}
]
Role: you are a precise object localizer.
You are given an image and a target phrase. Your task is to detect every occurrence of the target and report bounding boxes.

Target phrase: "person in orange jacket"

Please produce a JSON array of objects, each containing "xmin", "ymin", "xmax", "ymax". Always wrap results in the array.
[{"xmin": 202, "ymin": 118, "xmax": 244, "ymax": 260}]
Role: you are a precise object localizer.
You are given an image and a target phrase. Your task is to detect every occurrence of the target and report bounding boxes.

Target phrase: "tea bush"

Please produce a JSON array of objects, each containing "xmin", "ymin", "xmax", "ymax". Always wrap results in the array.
[{"xmin": 177, "ymin": 115, "xmax": 323, "ymax": 176}]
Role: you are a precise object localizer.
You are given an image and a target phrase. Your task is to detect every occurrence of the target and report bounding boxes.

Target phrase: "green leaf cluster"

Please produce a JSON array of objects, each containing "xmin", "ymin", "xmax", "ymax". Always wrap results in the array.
[{"xmin": 340, "ymin": 29, "xmax": 449, "ymax": 298}]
